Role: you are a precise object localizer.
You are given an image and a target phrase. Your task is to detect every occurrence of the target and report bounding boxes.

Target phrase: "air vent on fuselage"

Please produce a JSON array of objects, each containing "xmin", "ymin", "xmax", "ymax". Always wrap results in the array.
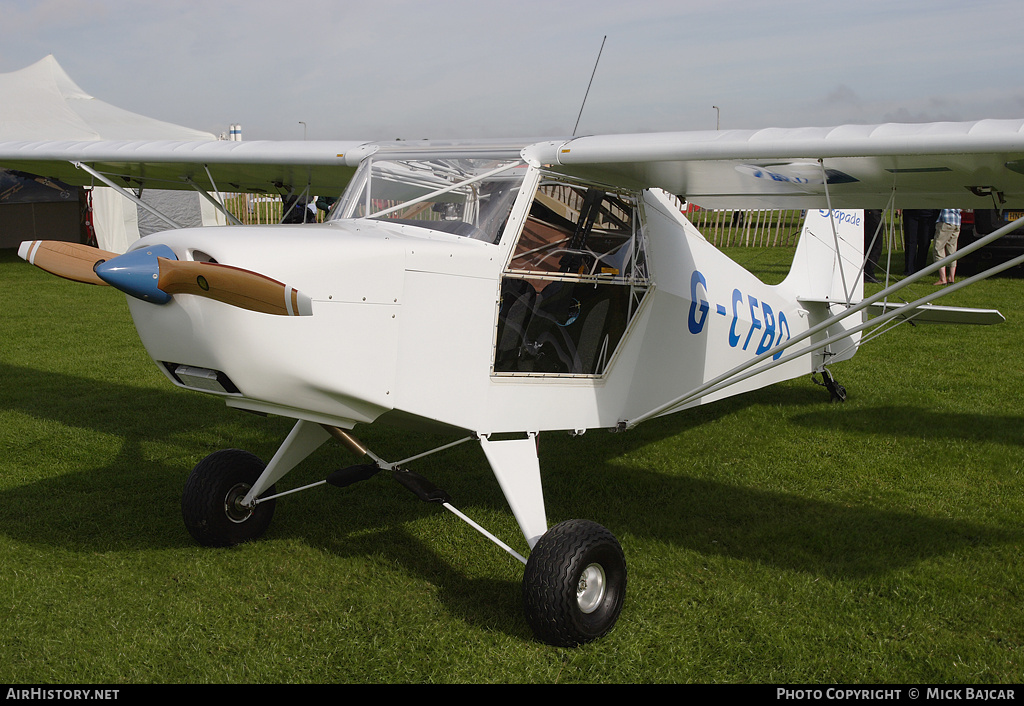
[
  {"xmin": 163, "ymin": 363, "xmax": 240, "ymax": 394},
  {"xmin": 188, "ymin": 250, "xmax": 218, "ymax": 263}
]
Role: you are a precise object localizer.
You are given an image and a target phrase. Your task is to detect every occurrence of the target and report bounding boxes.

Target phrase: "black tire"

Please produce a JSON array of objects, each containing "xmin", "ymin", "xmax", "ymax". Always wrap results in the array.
[
  {"xmin": 522, "ymin": 519, "xmax": 626, "ymax": 647},
  {"xmin": 182, "ymin": 449, "xmax": 276, "ymax": 547}
]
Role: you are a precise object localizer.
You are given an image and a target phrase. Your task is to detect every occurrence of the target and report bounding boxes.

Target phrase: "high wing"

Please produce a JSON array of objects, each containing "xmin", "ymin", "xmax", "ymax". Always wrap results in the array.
[
  {"xmin": 523, "ymin": 119, "xmax": 1024, "ymax": 209},
  {"xmin": 0, "ymin": 137, "xmax": 535, "ymax": 197},
  {"xmin": 3, "ymin": 119, "xmax": 1024, "ymax": 207},
  {"xmin": 0, "ymin": 139, "xmax": 375, "ymax": 196}
]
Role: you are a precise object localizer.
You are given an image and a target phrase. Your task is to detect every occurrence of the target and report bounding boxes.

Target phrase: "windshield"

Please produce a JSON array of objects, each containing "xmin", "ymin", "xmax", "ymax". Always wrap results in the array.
[{"xmin": 330, "ymin": 157, "xmax": 527, "ymax": 244}]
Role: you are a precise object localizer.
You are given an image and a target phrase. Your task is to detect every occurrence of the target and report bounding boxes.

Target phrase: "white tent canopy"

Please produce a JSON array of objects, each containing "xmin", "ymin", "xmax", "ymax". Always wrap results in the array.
[{"xmin": 0, "ymin": 55, "xmax": 224, "ymax": 252}]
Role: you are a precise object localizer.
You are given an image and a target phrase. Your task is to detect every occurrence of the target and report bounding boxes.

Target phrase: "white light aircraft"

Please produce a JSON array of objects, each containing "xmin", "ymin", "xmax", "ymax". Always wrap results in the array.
[{"xmin": 5, "ymin": 119, "xmax": 1024, "ymax": 646}]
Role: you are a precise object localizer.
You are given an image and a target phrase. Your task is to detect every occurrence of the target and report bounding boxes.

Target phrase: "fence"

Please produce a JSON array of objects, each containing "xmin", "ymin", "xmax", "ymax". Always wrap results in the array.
[
  {"xmin": 664, "ymin": 196, "xmax": 902, "ymax": 253},
  {"xmin": 673, "ymin": 204, "xmax": 807, "ymax": 248},
  {"xmin": 219, "ymin": 192, "xmax": 899, "ymax": 252},
  {"xmin": 222, "ymin": 194, "xmax": 335, "ymax": 225}
]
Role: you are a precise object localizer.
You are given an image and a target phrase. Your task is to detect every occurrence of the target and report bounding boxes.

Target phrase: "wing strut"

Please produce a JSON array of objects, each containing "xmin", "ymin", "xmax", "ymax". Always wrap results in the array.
[
  {"xmin": 185, "ymin": 171, "xmax": 243, "ymax": 226},
  {"xmin": 625, "ymin": 214, "xmax": 1024, "ymax": 428},
  {"xmin": 868, "ymin": 186, "xmax": 899, "ymax": 290},
  {"xmin": 72, "ymin": 161, "xmax": 183, "ymax": 230},
  {"xmin": 818, "ymin": 158, "xmax": 851, "ymax": 306}
]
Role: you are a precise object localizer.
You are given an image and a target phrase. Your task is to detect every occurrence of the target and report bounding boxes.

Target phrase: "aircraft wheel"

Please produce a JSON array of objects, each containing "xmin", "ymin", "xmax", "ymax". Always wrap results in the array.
[
  {"xmin": 831, "ymin": 383, "xmax": 847, "ymax": 403},
  {"xmin": 522, "ymin": 519, "xmax": 626, "ymax": 647},
  {"xmin": 182, "ymin": 449, "xmax": 276, "ymax": 547}
]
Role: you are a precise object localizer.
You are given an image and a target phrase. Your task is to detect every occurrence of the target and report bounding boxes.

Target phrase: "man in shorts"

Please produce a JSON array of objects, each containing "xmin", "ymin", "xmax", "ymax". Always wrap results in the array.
[{"xmin": 933, "ymin": 209, "xmax": 961, "ymax": 285}]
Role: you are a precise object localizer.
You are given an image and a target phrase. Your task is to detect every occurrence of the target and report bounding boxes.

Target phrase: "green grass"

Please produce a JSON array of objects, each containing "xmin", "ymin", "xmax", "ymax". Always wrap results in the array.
[{"xmin": 1, "ymin": 246, "xmax": 1022, "ymax": 684}]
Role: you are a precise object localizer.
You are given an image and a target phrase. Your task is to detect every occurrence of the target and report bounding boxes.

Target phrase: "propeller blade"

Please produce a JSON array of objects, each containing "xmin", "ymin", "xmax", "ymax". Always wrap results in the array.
[
  {"xmin": 18, "ymin": 240, "xmax": 119, "ymax": 285},
  {"xmin": 157, "ymin": 259, "xmax": 313, "ymax": 317},
  {"xmin": 94, "ymin": 245, "xmax": 313, "ymax": 316}
]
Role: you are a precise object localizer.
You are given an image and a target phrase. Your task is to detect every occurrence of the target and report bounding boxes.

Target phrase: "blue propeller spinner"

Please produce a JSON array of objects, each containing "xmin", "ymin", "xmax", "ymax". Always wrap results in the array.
[{"xmin": 94, "ymin": 244, "xmax": 177, "ymax": 304}]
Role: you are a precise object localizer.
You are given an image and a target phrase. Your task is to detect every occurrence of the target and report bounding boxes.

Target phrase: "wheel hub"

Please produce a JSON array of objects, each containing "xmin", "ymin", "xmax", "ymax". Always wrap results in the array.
[
  {"xmin": 224, "ymin": 483, "xmax": 255, "ymax": 524},
  {"xmin": 576, "ymin": 563, "xmax": 607, "ymax": 614}
]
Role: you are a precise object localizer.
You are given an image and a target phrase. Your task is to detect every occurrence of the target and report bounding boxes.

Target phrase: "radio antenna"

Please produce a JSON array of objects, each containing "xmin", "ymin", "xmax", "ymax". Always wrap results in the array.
[{"xmin": 573, "ymin": 35, "xmax": 607, "ymax": 137}]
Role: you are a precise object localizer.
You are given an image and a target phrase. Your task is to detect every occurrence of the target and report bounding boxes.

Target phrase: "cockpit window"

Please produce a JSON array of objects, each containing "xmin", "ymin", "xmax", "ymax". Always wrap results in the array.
[
  {"xmin": 494, "ymin": 174, "xmax": 651, "ymax": 378},
  {"xmin": 330, "ymin": 157, "xmax": 526, "ymax": 244},
  {"xmin": 507, "ymin": 182, "xmax": 647, "ymax": 281}
]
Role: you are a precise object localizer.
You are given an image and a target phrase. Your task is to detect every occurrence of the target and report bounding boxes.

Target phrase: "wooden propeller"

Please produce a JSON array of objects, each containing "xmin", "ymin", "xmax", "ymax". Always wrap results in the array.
[
  {"xmin": 20, "ymin": 240, "xmax": 313, "ymax": 316},
  {"xmin": 18, "ymin": 240, "xmax": 118, "ymax": 286},
  {"xmin": 156, "ymin": 258, "xmax": 313, "ymax": 317}
]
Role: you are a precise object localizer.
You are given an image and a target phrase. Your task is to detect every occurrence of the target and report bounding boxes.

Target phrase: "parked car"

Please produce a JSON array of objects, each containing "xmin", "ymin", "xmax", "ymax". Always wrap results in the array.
[{"xmin": 954, "ymin": 208, "xmax": 1024, "ymax": 277}]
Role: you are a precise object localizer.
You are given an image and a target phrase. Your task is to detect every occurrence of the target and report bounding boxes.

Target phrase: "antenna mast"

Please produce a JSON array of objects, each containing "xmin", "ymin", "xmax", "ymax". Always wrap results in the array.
[{"xmin": 573, "ymin": 35, "xmax": 607, "ymax": 137}]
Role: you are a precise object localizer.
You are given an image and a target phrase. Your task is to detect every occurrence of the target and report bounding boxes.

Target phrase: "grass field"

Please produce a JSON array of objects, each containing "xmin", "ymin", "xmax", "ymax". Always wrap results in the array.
[{"xmin": 1, "ymin": 245, "xmax": 1022, "ymax": 684}]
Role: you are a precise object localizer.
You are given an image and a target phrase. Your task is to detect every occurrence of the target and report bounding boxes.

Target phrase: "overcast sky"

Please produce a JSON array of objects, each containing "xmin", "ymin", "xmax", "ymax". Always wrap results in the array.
[{"xmin": 2, "ymin": 0, "xmax": 1023, "ymax": 141}]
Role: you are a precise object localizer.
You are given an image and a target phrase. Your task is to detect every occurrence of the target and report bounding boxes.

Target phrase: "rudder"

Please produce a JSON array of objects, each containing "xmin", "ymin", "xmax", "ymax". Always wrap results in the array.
[{"xmin": 781, "ymin": 208, "xmax": 867, "ymax": 368}]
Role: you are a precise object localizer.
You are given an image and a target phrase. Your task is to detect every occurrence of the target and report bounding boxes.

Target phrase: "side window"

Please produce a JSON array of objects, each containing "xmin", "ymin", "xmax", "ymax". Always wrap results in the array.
[
  {"xmin": 508, "ymin": 183, "xmax": 641, "ymax": 278},
  {"xmin": 494, "ymin": 177, "xmax": 650, "ymax": 377}
]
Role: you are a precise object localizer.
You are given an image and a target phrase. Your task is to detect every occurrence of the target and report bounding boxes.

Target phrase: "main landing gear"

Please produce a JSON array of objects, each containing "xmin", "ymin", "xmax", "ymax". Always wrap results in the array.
[
  {"xmin": 179, "ymin": 421, "xmax": 626, "ymax": 647},
  {"xmin": 523, "ymin": 519, "xmax": 626, "ymax": 647},
  {"xmin": 182, "ymin": 449, "xmax": 277, "ymax": 547}
]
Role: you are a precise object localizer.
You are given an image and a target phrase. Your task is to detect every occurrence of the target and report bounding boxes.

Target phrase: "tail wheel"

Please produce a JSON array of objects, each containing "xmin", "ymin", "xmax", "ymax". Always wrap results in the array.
[
  {"xmin": 816, "ymin": 369, "xmax": 847, "ymax": 403},
  {"xmin": 182, "ymin": 449, "xmax": 276, "ymax": 547},
  {"xmin": 522, "ymin": 519, "xmax": 626, "ymax": 647}
]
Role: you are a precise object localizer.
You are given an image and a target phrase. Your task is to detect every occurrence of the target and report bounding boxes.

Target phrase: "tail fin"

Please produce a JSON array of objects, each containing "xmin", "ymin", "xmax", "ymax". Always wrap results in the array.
[
  {"xmin": 782, "ymin": 208, "xmax": 865, "ymax": 304},
  {"xmin": 780, "ymin": 208, "xmax": 866, "ymax": 367}
]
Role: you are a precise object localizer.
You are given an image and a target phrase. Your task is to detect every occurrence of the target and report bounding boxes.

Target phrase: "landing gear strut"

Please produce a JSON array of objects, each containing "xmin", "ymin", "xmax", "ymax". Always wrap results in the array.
[{"xmin": 180, "ymin": 425, "xmax": 628, "ymax": 647}]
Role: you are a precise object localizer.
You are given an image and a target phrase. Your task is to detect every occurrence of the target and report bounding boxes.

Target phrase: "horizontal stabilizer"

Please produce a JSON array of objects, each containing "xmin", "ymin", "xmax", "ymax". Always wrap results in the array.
[{"xmin": 868, "ymin": 301, "xmax": 1005, "ymax": 325}]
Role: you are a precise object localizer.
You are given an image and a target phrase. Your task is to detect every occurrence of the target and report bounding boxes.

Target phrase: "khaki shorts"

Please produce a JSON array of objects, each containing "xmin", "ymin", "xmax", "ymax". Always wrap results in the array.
[{"xmin": 933, "ymin": 222, "xmax": 960, "ymax": 261}]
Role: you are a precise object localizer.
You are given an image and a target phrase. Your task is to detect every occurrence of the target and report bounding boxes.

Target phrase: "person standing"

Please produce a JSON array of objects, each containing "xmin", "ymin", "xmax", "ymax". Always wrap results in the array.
[
  {"xmin": 863, "ymin": 209, "xmax": 884, "ymax": 283},
  {"xmin": 902, "ymin": 209, "xmax": 939, "ymax": 275},
  {"xmin": 933, "ymin": 208, "xmax": 962, "ymax": 285}
]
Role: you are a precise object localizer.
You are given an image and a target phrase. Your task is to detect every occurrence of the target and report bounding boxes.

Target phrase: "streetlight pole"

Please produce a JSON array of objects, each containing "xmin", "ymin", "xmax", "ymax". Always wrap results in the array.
[{"xmin": 712, "ymin": 106, "xmax": 720, "ymax": 130}]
